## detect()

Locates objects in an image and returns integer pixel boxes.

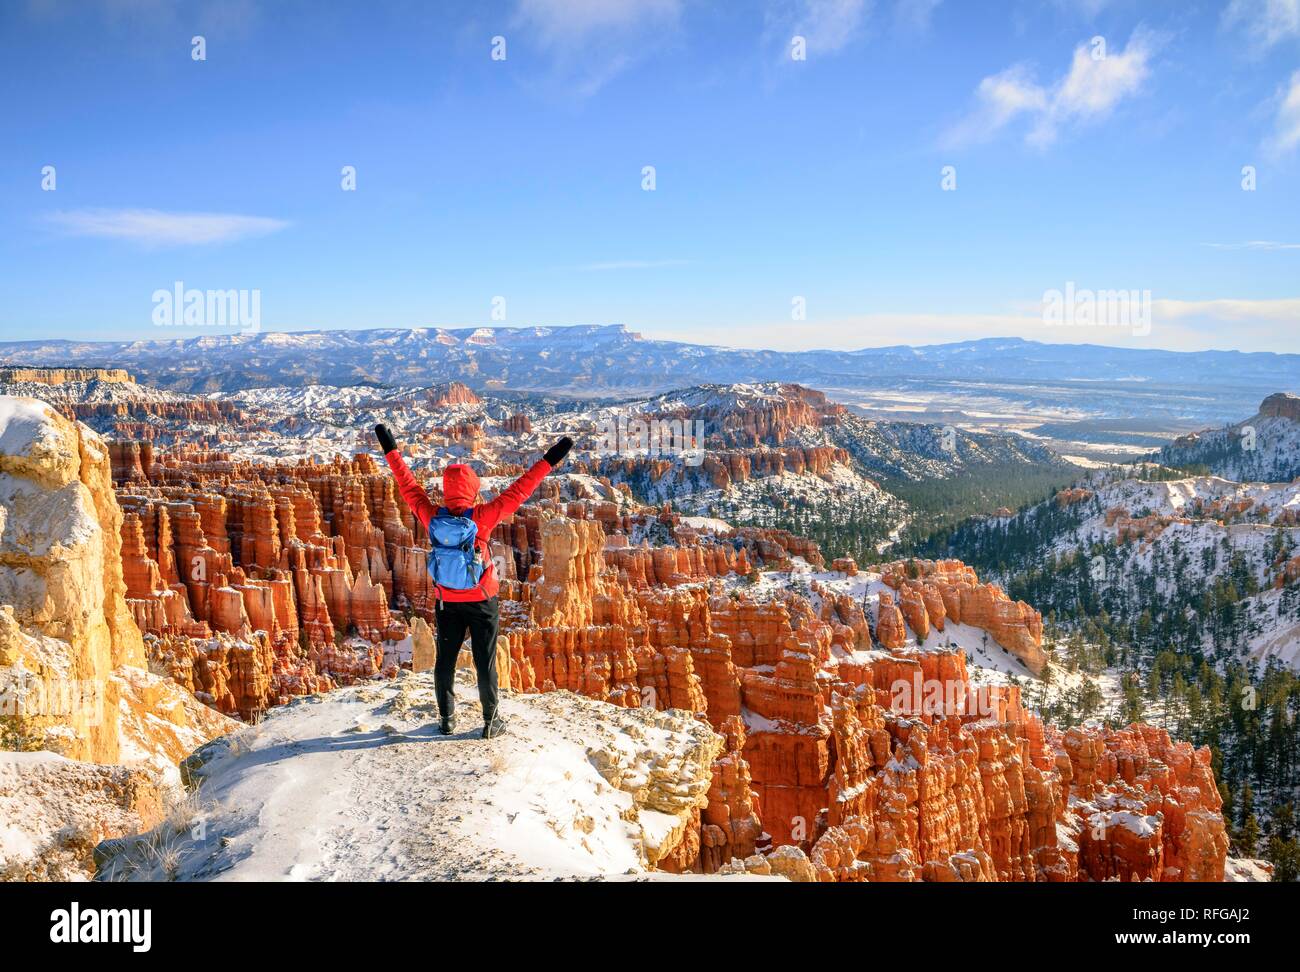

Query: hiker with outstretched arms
[375,424,573,738]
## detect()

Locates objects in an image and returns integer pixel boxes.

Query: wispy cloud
[514,0,682,44]
[26,0,260,34]
[765,0,873,57]
[1265,70,1300,156]
[947,65,1048,143]
[46,208,289,246]
[893,0,940,33]
[575,258,691,271]
[1203,240,1300,250]
[1154,296,1300,318]
[512,0,684,96]
[650,297,1300,353]
[1055,0,1116,15]
[945,30,1155,148]
[1223,0,1300,51]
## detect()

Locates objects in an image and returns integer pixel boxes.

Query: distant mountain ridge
[2,325,1298,424]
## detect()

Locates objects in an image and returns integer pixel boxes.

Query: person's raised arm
[375,424,437,529]
[476,436,572,531]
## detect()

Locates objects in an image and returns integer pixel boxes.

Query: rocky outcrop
[1259,391,1300,422]
[831,557,858,576]
[874,591,909,649]
[1105,506,1193,544]
[503,526,1222,881]
[0,398,235,878]
[1062,723,1229,881]
[107,452,423,715]
[708,384,845,447]
[0,368,133,385]
[419,381,481,408]
[0,751,166,881]
[881,560,1045,673]
[532,518,606,627]
[587,697,724,870]
[0,398,232,765]
[1056,487,1094,507]
[503,413,532,435]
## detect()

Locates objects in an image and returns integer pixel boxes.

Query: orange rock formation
[104,441,1228,881]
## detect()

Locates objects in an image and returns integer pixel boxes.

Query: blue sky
[2,0,1298,352]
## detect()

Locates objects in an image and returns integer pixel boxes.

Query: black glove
[543,436,573,467]
[374,424,397,454]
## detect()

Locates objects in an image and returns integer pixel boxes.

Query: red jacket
[384,449,551,602]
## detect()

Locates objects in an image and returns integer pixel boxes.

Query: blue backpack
[427,507,486,592]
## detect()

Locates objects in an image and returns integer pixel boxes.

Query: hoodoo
[45,429,1233,882]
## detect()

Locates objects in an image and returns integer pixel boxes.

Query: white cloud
[1154,296,1300,321]
[1223,0,1300,50]
[1265,70,1300,156]
[575,259,690,271]
[511,0,684,94]
[894,0,941,33]
[946,31,1154,147]
[514,0,682,45]
[1203,240,1300,250]
[969,66,1050,134]
[1051,37,1151,118]
[1057,0,1115,15]
[647,297,1300,353]
[47,208,289,246]
[26,0,259,33]
[765,0,873,58]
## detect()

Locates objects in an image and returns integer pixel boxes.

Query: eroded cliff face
[89,436,1229,882]
[0,368,133,386]
[1260,391,1300,422]
[0,398,231,765]
[0,398,235,877]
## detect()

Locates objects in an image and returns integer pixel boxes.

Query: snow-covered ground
[876,517,911,555]
[0,750,168,882]
[638,464,898,524]
[1078,476,1300,522]
[1224,857,1274,882]
[1158,406,1300,483]
[96,671,767,882]
[980,476,1300,669]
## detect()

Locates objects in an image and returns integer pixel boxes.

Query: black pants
[433,597,500,723]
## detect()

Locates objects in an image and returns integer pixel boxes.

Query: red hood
[442,463,480,513]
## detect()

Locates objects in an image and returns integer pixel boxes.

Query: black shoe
[439,714,456,735]
[482,713,508,739]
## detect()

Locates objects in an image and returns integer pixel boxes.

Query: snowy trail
[876,518,910,555]
[97,672,750,882]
